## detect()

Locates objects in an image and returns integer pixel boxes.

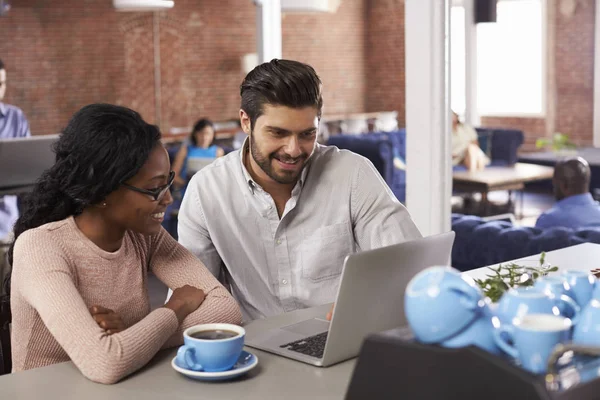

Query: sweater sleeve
[12,231,180,384]
[148,228,242,348]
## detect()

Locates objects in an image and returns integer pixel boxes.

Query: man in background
[0,58,31,277]
[535,157,600,229]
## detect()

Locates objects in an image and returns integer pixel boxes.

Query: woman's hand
[90,306,126,335]
[164,285,206,324]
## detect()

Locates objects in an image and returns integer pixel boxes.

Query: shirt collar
[0,103,6,117]
[557,192,596,207]
[239,137,312,194]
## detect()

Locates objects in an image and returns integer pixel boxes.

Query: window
[451,0,545,116]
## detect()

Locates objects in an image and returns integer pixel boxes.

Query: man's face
[0,69,6,101]
[241,105,318,185]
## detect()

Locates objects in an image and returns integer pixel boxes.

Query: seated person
[536,157,600,229]
[177,59,422,322]
[8,104,241,384]
[172,118,224,188]
[452,111,489,172]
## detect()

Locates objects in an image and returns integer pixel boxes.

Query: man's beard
[249,131,307,185]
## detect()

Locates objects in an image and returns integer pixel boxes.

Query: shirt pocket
[300,223,353,283]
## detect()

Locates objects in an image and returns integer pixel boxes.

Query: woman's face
[194,126,215,148]
[103,144,173,235]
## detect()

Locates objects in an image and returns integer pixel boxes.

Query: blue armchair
[327,130,406,202]
[327,128,524,203]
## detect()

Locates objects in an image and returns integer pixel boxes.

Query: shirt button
[282,279,288,285]
[276,239,283,245]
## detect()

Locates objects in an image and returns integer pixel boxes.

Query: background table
[453,163,554,216]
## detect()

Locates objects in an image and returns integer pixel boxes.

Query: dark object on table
[345,327,600,400]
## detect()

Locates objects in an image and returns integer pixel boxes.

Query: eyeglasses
[122,171,175,201]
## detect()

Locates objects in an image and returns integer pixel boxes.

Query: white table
[2,243,599,399]
[0,304,355,400]
[465,242,600,282]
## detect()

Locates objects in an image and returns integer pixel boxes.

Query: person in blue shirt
[0,58,32,242]
[172,118,224,188]
[535,157,600,229]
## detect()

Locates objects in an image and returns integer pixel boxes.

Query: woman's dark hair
[240,59,323,130]
[189,118,215,147]
[0,59,5,70]
[7,104,161,269]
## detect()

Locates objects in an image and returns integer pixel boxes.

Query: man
[535,157,600,229]
[0,59,31,270]
[178,59,421,321]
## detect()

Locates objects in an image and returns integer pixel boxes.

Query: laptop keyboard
[279,331,329,359]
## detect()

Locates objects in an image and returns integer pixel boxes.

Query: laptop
[245,231,456,367]
[0,134,59,188]
[186,156,216,175]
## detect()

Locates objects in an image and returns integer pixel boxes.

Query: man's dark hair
[553,157,591,200]
[240,59,323,129]
[0,59,4,70]
[190,118,214,147]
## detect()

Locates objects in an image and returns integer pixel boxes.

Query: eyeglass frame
[121,170,175,201]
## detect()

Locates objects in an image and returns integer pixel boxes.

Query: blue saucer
[171,350,258,382]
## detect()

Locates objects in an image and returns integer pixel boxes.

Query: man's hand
[326,303,335,321]
[90,305,126,335]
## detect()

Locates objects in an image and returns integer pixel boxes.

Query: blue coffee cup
[440,311,502,355]
[573,299,600,346]
[493,314,572,374]
[495,287,580,325]
[405,266,486,344]
[534,276,579,319]
[562,270,597,307]
[176,323,245,372]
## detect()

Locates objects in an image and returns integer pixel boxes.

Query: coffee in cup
[176,323,245,372]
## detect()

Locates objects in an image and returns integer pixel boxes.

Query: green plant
[536,132,577,152]
[474,252,558,302]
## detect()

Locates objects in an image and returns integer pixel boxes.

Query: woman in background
[8,104,241,384]
[452,111,489,172]
[172,118,224,187]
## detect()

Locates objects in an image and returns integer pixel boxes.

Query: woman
[452,111,490,172]
[8,104,241,384]
[172,118,224,187]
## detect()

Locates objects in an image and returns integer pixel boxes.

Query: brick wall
[0,0,366,135]
[554,0,596,147]
[283,0,367,116]
[484,0,596,152]
[0,0,594,143]
[365,0,406,126]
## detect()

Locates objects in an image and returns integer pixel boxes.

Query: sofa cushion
[451,213,600,271]
[327,132,405,202]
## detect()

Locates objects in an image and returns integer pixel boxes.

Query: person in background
[177,59,421,322]
[0,58,31,260]
[232,118,247,150]
[172,118,224,188]
[535,157,600,229]
[452,111,489,172]
[8,104,241,384]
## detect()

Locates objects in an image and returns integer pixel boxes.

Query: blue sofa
[327,128,525,203]
[451,213,600,272]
